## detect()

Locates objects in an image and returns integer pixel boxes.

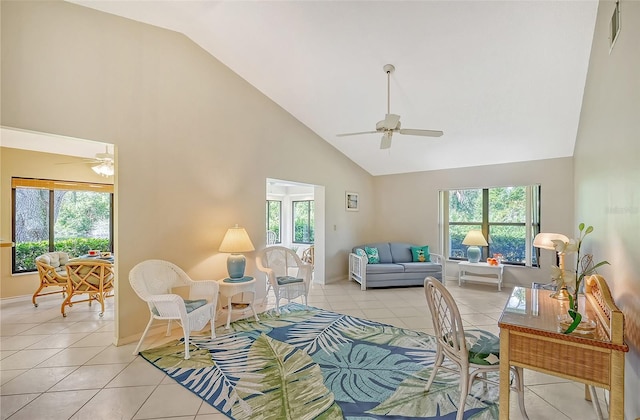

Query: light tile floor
[0,278,606,419]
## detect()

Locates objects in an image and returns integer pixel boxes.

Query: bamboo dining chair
[423,276,529,420]
[33,251,71,307]
[61,259,114,317]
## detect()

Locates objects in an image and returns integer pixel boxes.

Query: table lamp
[533,232,570,300]
[462,230,488,263]
[219,225,255,279]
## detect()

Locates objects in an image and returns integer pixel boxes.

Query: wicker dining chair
[423,276,529,420]
[61,259,114,317]
[33,251,71,307]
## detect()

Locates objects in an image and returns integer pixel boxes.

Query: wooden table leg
[609,351,625,420]
[499,328,511,419]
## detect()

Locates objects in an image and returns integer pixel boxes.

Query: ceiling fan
[58,146,114,177]
[337,64,443,149]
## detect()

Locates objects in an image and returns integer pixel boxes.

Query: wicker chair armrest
[188,280,218,301]
[257,266,277,287]
[147,294,188,319]
[298,264,313,285]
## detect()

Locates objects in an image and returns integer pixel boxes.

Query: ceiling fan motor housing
[376,114,401,131]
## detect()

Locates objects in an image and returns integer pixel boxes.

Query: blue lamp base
[467,246,481,263]
[227,253,246,279]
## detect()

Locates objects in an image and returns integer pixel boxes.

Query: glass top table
[497,276,628,420]
[500,286,609,343]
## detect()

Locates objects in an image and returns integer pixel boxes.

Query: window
[292,200,314,244]
[12,178,114,273]
[441,185,540,266]
[266,200,281,244]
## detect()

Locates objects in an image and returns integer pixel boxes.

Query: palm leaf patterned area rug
[139,303,501,419]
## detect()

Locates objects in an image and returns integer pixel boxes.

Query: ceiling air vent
[609,1,621,53]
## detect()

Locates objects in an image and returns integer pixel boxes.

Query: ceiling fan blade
[380,133,392,150]
[399,128,444,137]
[95,152,114,161]
[336,130,378,137]
[56,159,100,165]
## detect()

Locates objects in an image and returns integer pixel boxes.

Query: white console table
[458,261,503,291]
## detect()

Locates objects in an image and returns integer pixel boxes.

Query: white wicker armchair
[256,246,312,314]
[129,260,219,359]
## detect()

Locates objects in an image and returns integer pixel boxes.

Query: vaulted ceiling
[69,0,598,176]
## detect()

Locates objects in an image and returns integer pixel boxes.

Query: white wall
[573,1,640,417]
[373,157,575,287]
[0,0,374,342]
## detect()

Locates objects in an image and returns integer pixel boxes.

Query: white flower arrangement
[549,223,609,332]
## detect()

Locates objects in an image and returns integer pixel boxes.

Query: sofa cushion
[411,245,431,262]
[365,263,405,274]
[388,242,413,263]
[361,243,392,263]
[364,247,380,264]
[399,263,442,274]
[355,248,366,258]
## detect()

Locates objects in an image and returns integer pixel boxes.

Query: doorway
[266,178,325,284]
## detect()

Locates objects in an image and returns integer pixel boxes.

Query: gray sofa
[348,242,443,290]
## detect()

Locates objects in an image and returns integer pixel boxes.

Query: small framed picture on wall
[346,192,359,211]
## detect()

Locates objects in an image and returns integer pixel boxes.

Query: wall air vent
[609,1,621,53]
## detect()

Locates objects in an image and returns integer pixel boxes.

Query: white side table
[458,262,504,291]
[217,277,260,329]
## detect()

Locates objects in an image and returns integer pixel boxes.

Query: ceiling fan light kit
[337,64,443,149]
[58,145,114,177]
[91,161,114,177]
[90,147,114,177]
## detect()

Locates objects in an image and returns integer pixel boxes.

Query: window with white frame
[440,185,540,266]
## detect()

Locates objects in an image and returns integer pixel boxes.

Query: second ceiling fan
[337,64,443,149]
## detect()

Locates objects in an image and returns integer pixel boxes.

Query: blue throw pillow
[355,248,366,258]
[364,246,380,264]
[411,245,431,262]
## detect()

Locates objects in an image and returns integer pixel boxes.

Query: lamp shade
[462,230,488,247]
[219,225,255,253]
[533,232,569,250]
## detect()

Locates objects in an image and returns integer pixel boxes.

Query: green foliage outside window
[14,238,111,272]
[447,186,539,265]
[293,200,314,244]
[266,200,281,243]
